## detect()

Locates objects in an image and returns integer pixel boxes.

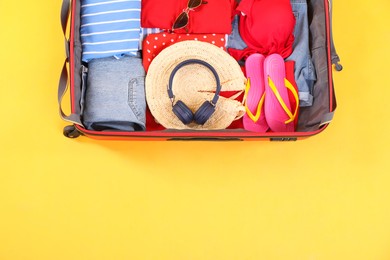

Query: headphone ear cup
[172,100,194,125]
[194,101,215,125]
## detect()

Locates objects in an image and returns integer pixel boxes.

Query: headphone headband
[167,59,221,105]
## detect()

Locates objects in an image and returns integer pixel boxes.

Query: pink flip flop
[264,54,298,132]
[243,53,268,132]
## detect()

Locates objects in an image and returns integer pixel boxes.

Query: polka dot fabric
[142,33,227,72]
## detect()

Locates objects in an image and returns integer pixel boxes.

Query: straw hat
[145,41,246,130]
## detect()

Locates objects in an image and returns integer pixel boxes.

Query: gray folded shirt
[82,56,146,131]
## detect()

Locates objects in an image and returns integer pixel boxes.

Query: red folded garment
[141,0,235,34]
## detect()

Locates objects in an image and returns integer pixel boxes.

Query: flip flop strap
[268,77,299,124]
[284,78,299,124]
[243,78,265,122]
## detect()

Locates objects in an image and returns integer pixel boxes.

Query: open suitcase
[58,0,342,141]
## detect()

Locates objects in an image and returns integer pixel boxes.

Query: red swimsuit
[236,0,296,59]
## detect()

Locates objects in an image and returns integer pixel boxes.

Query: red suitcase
[58,0,342,141]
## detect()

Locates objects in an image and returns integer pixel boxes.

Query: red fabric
[228,47,257,62]
[284,60,299,128]
[142,32,227,72]
[141,0,235,34]
[146,106,165,131]
[236,0,295,59]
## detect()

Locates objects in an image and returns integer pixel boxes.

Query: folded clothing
[286,0,316,107]
[141,0,235,34]
[142,32,227,72]
[139,27,162,49]
[83,56,146,131]
[227,15,247,51]
[80,0,142,62]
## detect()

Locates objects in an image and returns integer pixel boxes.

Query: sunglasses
[172,0,208,31]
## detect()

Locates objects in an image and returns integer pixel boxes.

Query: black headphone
[168,59,221,125]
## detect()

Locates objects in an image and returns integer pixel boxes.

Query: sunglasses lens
[172,12,189,30]
[188,0,202,8]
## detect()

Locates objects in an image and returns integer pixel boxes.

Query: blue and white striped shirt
[80,0,141,62]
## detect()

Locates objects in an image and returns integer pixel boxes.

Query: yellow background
[1,1,389,259]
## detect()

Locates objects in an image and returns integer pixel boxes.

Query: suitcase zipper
[328,0,343,71]
[80,65,88,115]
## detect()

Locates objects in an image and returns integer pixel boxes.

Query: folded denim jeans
[227,15,247,50]
[83,56,146,131]
[286,0,316,107]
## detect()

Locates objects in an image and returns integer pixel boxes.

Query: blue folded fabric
[80,0,141,62]
[82,56,146,131]
[286,0,316,107]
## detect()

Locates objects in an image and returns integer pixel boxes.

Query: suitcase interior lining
[70,0,332,134]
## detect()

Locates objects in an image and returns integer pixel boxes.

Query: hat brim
[146,41,246,130]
